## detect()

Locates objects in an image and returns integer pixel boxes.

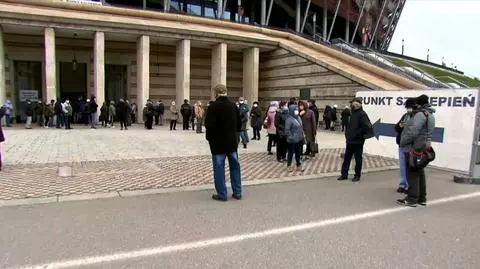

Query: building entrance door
[59,62,87,101]
[14,61,42,122]
[105,64,127,103]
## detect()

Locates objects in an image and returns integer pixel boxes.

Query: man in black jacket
[205,84,242,202]
[180,99,192,130]
[338,97,374,182]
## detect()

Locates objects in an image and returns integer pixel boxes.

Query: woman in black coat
[250,101,262,140]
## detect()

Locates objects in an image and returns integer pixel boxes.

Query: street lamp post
[427,49,430,62]
[401,39,404,55]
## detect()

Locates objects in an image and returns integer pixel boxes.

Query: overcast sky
[389,0,480,78]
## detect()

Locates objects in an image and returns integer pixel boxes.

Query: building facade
[0,0,419,122]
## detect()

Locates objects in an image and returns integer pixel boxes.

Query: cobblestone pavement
[0,125,398,200]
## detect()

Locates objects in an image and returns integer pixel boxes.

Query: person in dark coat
[340,106,351,132]
[338,97,374,182]
[205,84,242,202]
[323,105,333,130]
[308,100,319,129]
[299,101,317,157]
[274,101,288,162]
[330,105,338,131]
[180,99,192,130]
[117,99,129,130]
[0,106,5,171]
[24,99,34,129]
[250,101,262,140]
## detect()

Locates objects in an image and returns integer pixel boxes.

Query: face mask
[294,110,299,116]
[407,108,413,113]
[172,102,175,106]
[239,101,244,104]
[253,104,258,107]
[350,104,355,110]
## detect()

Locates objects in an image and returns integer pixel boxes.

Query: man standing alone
[205,84,242,202]
[338,97,374,182]
[180,99,192,130]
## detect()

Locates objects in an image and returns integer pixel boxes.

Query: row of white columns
[0,27,259,113]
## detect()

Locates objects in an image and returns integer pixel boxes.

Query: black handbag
[408,112,435,169]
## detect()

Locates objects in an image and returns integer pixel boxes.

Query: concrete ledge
[0,196,58,208]
[58,191,120,202]
[453,175,480,185]
[0,166,399,208]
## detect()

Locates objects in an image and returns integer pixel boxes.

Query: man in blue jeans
[205,84,242,201]
[394,98,415,193]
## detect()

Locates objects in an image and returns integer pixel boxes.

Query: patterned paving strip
[0,149,399,200]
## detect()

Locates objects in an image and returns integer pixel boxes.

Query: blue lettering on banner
[360,94,476,108]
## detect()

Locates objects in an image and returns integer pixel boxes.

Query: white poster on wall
[356,89,479,173]
[19,90,39,102]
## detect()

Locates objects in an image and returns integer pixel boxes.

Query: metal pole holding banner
[295,0,301,32]
[380,0,402,49]
[350,0,366,43]
[312,12,317,39]
[261,0,267,25]
[266,0,274,26]
[454,88,480,185]
[301,0,312,33]
[369,0,388,48]
[327,0,342,41]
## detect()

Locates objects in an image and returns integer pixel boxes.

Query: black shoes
[396,187,408,194]
[337,176,360,182]
[396,199,417,207]
[212,194,227,202]
[212,194,242,201]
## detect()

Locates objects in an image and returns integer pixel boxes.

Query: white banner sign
[356,89,479,173]
[19,90,39,102]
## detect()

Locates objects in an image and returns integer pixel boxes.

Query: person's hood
[5,100,11,105]
[288,104,298,119]
[270,101,279,107]
[268,106,277,113]
[419,104,436,114]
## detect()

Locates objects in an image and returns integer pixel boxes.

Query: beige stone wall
[4,34,244,118]
[259,48,372,110]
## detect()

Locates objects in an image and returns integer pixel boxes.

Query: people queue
[0,88,436,208]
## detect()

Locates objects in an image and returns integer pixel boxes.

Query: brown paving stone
[0,149,398,200]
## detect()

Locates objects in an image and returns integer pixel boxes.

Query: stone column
[295,0,301,32]
[44,28,57,102]
[323,0,328,41]
[242,47,259,104]
[261,0,266,25]
[137,35,150,122]
[0,26,5,107]
[211,43,227,100]
[176,39,190,110]
[94,31,105,108]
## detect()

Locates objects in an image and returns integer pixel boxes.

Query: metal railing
[329,39,450,88]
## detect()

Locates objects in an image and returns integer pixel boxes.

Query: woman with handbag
[285,104,305,173]
[298,101,317,158]
[398,95,436,207]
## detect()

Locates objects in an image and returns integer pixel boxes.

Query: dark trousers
[131,113,136,124]
[65,116,71,129]
[276,136,287,161]
[56,114,64,128]
[341,143,364,177]
[267,134,277,153]
[252,127,261,139]
[146,116,153,129]
[182,115,190,130]
[407,166,427,203]
[170,120,177,130]
[325,120,331,130]
[120,120,128,130]
[155,115,160,125]
[287,142,302,167]
[191,118,195,130]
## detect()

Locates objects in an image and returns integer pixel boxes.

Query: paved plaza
[0,124,398,201]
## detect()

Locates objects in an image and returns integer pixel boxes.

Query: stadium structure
[0,0,477,121]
